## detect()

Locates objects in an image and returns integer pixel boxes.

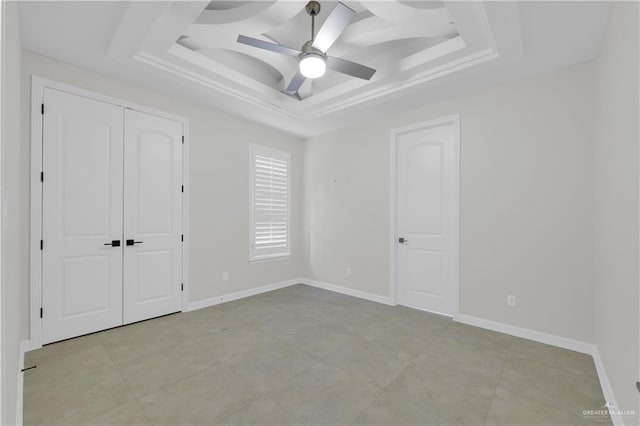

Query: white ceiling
[19,1,610,137]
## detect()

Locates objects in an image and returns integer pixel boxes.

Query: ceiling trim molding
[311,47,498,117]
[134,51,305,121]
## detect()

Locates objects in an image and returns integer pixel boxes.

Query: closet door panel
[41,88,124,344]
[123,110,183,324]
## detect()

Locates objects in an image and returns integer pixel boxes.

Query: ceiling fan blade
[311,2,356,53]
[326,56,376,80]
[286,71,306,93]
[237,35,301,57]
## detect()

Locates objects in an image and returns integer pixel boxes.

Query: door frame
[29,76,190,349]
[388,114,460,317]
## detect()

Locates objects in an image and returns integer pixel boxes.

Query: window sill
[249,253,291,263]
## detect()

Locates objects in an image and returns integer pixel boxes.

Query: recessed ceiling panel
[144,0,475,111]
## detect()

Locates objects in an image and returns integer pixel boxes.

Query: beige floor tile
[171,308,254,340]
[23,285,611,426]
[217,396,303,426]
[196,323,275,362]
[97,320,191,366]
[272,284,334,301]
[254,308,321,338]
[24,368,135,425]
[282,297,363,324]
[213,297,283,321]
[320,305,387,328]
[415,335,507,383]
[343,319,434,356]
[138,363,262,425]
[24,333,103,366]
[387,363,497,425]
[323,334,413,389]
[252,289,315,309]
[118,339,217,397]
[280,323,357,359]
[340,298,406,319]
[389,308,452,337]
[225,340,320,392]
[90,401,152,426]
[441,321,513,353]
[510,337,599,378]
[499,355,606,417]
[23,342,115,397]
[267,362,380,425]
[353,390,435,426]
[486,385,607,425]
[288,286,395,317]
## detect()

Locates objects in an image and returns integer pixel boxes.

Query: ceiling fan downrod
[305,1,321,41]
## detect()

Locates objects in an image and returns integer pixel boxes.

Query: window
[249,144,291,261]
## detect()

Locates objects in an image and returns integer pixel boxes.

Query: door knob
[104,240,121,247]
[126,239,143,246]
[398,237,409,244]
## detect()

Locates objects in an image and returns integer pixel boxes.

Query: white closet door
[123,109,183,324]
[42,89,124,344]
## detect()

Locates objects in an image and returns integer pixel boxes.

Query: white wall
[304,63,596,343]
[2,1,23,424]
[20,50,305,337]
[593,2,639,423]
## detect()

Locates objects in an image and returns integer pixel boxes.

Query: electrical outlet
[346,268,352,276]
[507,295,516,307]
[222,272,229,282]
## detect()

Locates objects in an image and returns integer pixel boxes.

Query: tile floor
[24,284,610,425]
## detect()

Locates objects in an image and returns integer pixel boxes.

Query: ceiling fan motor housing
[301,40,323,57]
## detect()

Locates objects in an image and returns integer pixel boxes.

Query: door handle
[126,239,143,246]
[104,240,121,247]
[398,237,409,244]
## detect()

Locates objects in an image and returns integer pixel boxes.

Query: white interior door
[395,119,458,316]
[123,109,183,324]
[41,88,124,344]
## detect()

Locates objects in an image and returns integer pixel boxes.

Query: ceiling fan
[237,1,376,94]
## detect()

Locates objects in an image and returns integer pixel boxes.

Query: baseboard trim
[454,313,594,354]
[16,339,30,426]
[455,314,624,426]
[185,278,303,312]
[301,279,394,306]
[591,347,624,426]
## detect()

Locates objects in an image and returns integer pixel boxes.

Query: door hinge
[181,185,184,193]
[181,283,184,292]
[40,172,44,182]
[40,308,43,318]
[40,240,43,250]
[41,104,44,115]
[182,135,184,144]
[181,234,184,242]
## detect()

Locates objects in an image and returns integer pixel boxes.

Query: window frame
[249,144,291,262]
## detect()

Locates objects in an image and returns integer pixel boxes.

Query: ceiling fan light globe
[299,54,326,79]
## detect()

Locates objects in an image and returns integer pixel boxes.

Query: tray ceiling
[112,0,513,120]
[176,1,460,100]
[19,1,611,137]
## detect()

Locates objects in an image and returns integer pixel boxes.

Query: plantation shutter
[250,145,290,260]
